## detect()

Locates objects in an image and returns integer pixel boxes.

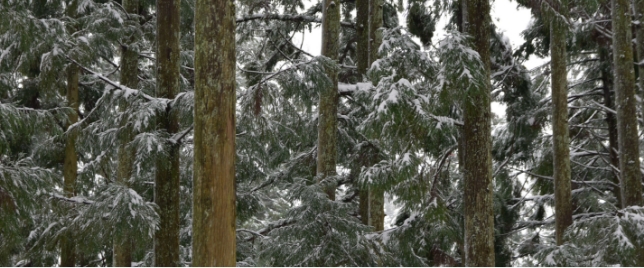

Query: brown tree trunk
[317,0,340,200]
[192,0,237,265]
[113,0,138,265]
[463,0,495,265]
[599,47,622,209]
[356,0,385,231]
[612,0,643,208]
[61,0,79,265]
[549,0,572,246]
[154,0,181,266]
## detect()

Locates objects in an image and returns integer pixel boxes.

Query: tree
[192,0,237,264]
[636,0,644,121]
[61,0,79,265]
[611,0,642,208]
[356,0,385,232]
[154,0,181,265]
[463,0,495,265]
[317,0,340,200]
[548,0,572,246]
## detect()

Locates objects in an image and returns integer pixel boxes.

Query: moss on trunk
[192,0,237,265]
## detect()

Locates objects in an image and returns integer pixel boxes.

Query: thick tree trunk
[192,0,237,265]
[317,0,340,200]
[549,0,572,246]
[612,0,643,208]
[355,0,369,76]
[154,0,181,266]
[61,0,79,265]
[599,47,622,209]
[114,0,138,266]
[463,0,495,265]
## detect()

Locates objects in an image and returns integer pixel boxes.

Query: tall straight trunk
[192,0,237,265]
[114,0,138,266]
[599,47,622,209]
[61,0,79,265]
[549,0,572,246]
[612,0,643,208]
[317,0,340,200]
[463,0,495,265]
[154,0,180,266]
[355,0,385,231]
[61,57,79,268]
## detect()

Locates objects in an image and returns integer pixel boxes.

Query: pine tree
[548,0,572,246]
[192,0,237,264]
[463,0,495,265]
[153,0,181,265]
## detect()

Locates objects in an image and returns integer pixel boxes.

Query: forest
[2,0,644,266]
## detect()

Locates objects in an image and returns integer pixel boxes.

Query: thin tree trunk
[612,0,643,208]
[61,0,79,265]
[317,0,340,200]
[636,0,644,126]
[192,0,237,265]
[61,56,79,268]
[463,0,495,265]
[114,0,138,265]
[355,0,385,231]
[549,0,572,246]
[154,0,180,266]
[599,47,622,209]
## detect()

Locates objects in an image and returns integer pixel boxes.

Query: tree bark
[549,0,572,246]
[463,0,495,265]
[599,47,622,209]
[192,0,237,265]
[612,0,643,208]
[154,0,181,266]
[317,0,340,200]
[636,0,644,123]
[61,0,79,265]
[355,0,369,76]
[114,0,138,265]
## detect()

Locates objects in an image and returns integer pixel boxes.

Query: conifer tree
[318,0,340,200]
[192,0,237,264]
[154,0,181,265]
[463,0,495,265]
[549,0,572,246]
[114,0,139,265]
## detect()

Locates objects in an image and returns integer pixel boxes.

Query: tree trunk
[317,0,340,200]
[463,0,495,265]
[355,0,385,231]
[599,47,622,209]
[154,0,181,266]
[61,0,79,265]
[114,0,138,265]
[192,0,237,265]
[612,0,643,208]
[549,0,572,246]
[61,57,79,268]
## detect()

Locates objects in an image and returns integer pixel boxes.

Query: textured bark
[549,0,572,246]
[368,0,383,68]
[317,0,340,200]
[154,0,181,266]
[61,1,79,265]
[114,0,138,265]
[192,0,237,265]
[463,0,495,265]
[599,47,622,209]
[612,0,643,208]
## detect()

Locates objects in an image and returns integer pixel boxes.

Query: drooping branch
[236,13,355,28]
